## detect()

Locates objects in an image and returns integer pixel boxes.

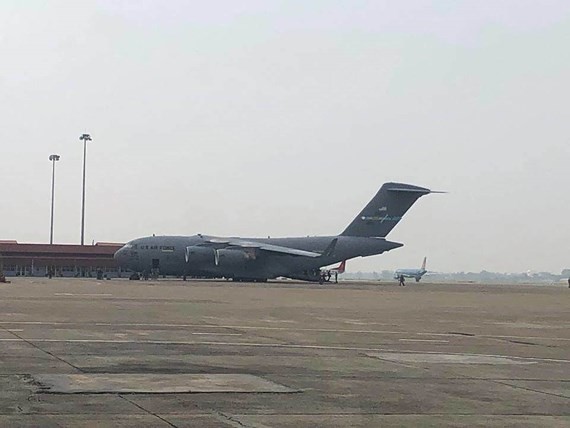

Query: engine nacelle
[215,249,251,267]
[185,246,215,264]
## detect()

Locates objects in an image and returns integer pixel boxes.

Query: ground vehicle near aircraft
[115,183,438,282]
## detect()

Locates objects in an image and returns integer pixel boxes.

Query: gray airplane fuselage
[115,234,402,281]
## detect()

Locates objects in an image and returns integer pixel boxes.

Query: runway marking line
[0,338,567,364]
[185,332,243,336]
[0,321,567,343]
[54,293,113,297]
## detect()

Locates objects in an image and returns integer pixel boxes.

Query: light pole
[79,133,92,245]
[49,154,61,245]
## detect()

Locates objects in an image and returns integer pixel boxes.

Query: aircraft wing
[202,238,321,258]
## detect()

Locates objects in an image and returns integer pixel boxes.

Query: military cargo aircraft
[114,182,438,282]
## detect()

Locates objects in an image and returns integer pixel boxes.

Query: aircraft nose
[114,246,128,265]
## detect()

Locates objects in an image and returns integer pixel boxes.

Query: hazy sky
[1,1,569,273]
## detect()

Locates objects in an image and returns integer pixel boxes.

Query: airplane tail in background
[341,183,432,238]
[336,260,346,274]
[421,257,427,271]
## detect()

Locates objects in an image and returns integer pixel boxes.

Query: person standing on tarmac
[399,274,406,286]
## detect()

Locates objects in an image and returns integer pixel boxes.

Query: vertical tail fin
[421,257,427,271]
[337,260,346,274]
[341,183,432,237]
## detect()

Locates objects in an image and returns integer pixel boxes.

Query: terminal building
[0,241,127,278]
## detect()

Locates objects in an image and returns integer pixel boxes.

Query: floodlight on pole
[79,133,92,245]
[49,154,61,245]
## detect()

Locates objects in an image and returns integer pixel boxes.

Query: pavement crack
[447,331,556,348]
[501,338,558,348]
[506,339,540,346]
[212,411,262,428]
[485,336,558,349]
[118,394,178,427]
[0,326,84,373]
[489,380,570,401]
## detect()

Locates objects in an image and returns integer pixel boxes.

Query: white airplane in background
[394,257,428,282]
[321,260,346,284]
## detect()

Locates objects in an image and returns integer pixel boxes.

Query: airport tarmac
[0,278,568,427]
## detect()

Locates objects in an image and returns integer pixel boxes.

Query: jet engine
[214,249,252,267]
[185,246,256,269]
[185,246,216,264]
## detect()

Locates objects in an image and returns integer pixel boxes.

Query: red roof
[0,242,123,256]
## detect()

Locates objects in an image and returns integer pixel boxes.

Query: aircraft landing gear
[318,271,332,285]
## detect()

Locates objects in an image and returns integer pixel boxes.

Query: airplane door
[152,259,160,269]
